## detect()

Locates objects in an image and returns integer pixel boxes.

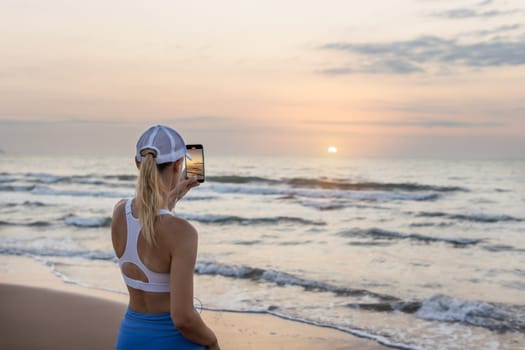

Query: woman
[112,125,219,349]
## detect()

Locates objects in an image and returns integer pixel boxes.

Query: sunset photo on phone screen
[186,147,204,181]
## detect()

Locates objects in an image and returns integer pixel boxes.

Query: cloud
[432,8,521,19]
[319,59,423,75]
[303,119,505,128]
[477,0,493,6]
[430,0,522,19]
[318,35,525,75]
[459,24,521,38]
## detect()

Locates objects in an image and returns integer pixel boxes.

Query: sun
[327,146,338,154]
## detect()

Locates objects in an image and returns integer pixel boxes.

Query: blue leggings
[116,308,205,350]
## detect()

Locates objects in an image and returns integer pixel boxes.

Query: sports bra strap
[125,198,133,216]
[159,208,172,215]
[122,275,171,293]
[125,199,172,217]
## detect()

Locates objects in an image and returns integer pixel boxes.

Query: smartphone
[185,144,205,183]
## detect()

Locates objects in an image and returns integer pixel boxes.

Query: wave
[0,220,52,227]
[349,191,439,202]
[22,172,115,186]
[416,211,522,223]
[199,262,525,332]
[0,246,115,261]
[0,214,113,228]
[24,172,72,184]
[103,174,136,181]
[450,213,522,223]
[31,185,130,198]
[2,201,49,208]
[183,195,220,201]
[495,188,511,193]
[482,244,525,253]
[298,200,389,211]
[208,175,467,192]
[0,177,17,184]
[0,185,36,192]
[64,215,112,228]
[286,178,467,193]
[209,183,441,202]
[416,294,525,332]
[338,228,481,246]
[348,295,525,333]
[208,175,278,184]
[194,260,398,302]
[181,213,326,226]
[409,222,453,228]
[4,172,136,187]
[347,241,393,247]
[2,212,324,229]
[297,201,347,211]
[231,240,263,246]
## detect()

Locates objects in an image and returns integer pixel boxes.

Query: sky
[1,0,524,159]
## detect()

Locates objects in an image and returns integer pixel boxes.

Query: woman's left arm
[167,219,219,348]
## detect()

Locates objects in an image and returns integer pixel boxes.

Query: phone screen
[185,144,205,182]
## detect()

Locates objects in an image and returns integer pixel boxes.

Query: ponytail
[136,152,163,246]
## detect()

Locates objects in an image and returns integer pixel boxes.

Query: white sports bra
[118,198,171,293]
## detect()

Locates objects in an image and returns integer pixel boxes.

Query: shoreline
[0,254,389,349]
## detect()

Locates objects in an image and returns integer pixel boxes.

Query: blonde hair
[136,150,169,246]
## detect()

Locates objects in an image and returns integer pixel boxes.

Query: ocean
[1,154,524,349]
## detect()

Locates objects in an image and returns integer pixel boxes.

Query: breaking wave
[416,211,522,223]
[338,228,481,246]
[208,175,467,193]
[181,213,326,226]
[416,295,525,332]
[64,215,112,228]
[348,295,525,333]
[0,246,116,261]
[195,260,398,301]
[31,185,130,198]
[0,220,52,227]
[2,201,49,208]
[209,183,441,202]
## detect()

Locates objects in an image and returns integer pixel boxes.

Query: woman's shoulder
[158,215,198,244]
[112,198,128,216]
[160,214,197,234]
[111,199,128,231]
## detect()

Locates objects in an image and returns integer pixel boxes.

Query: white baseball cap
[135,125,191,164]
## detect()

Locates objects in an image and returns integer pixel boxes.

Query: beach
[2,0,525,346]
[0,254,387,350]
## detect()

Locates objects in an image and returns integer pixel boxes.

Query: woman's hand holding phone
[167,176,200,211]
